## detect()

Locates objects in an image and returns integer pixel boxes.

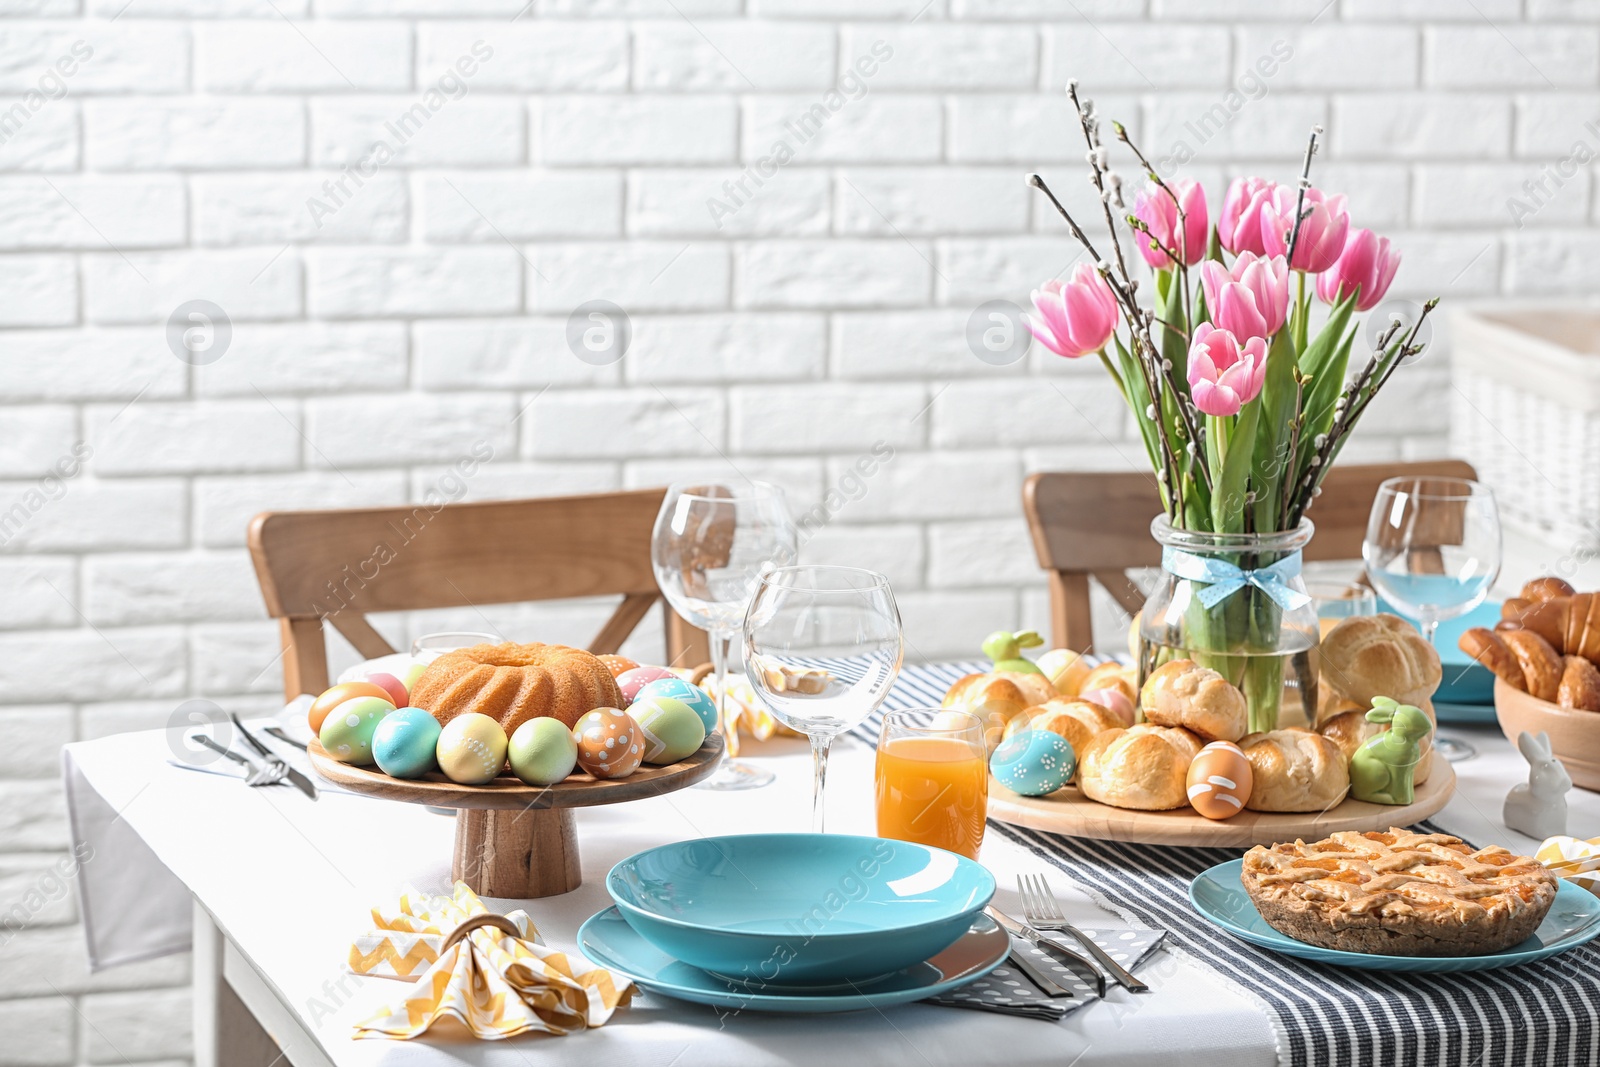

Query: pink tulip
[1131,178,1208,269]
[1199,252,1289,341]
[1316,228,1401,312]
[1026,263,1119,358]
[1261,186,1350,274]
[1218,176,1279,257]
[1187,323,1268,417]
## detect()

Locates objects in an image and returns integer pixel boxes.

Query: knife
[262,725,308,752]
[987,906,1106,998]
[984,908,1072,998]
[230,713,319,800]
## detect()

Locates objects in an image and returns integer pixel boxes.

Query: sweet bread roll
[1458,627,1527,691]
[1498,593,1600,663]
[1502,597,1532,620]
[943,671,1058,751]
[1524,576,1576,602]
[1502,629,1563,703]
[1139,659,1247,743]
[1080,662,1137,704]
[1239,729,1350,812]
[1318,704,1435,786]
[1036,648,1092,697]
[1016,699,1123,759]
[1077,724,1202,811]
[1559,655,1600,712]
[1319,614,1442,708]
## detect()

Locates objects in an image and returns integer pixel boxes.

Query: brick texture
[0,1,1580,1056]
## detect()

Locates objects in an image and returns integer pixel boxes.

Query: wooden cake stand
[987,759,1455,848]
[307,734,724,898]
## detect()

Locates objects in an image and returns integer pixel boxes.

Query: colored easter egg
[318,695,396,766]
[308,681,393,734]
[989,729,1075,797]
[371,707,442,779]
[1079,686,1135,727]
[632,697,707,765]
[572,708,643,780]
[598,654,640,679]
[1186,740,1253,820]
[436,713,508,786]
[633,677,719,736]
[1036,648,1091,698]
[508,717,579,786]
[399,660,429,691]
[363,671,408,709]
[616,666,677,705]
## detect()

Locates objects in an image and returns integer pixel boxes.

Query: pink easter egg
[616,666,677,705]
[364,671,409,708]
[1080,686,1135,727]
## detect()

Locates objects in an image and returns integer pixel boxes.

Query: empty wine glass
[1363,477,1501,645]
[743,566,903,832]
[652,481,798,791]
[1364,477,1500,763]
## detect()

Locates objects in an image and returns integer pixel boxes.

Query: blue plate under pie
[578,906,1009,1013]
[1190,858,1600,972]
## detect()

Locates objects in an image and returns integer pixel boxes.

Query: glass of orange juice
[875,709,988,860]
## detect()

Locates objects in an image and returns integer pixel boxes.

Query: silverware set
[182,714,318,800]
[994,874,1161,1000]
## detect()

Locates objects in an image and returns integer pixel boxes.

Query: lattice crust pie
[1241,829,1559,957]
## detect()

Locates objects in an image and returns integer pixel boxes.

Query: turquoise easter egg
[990,729,1076,797]
[508,717,579,786]
[318,695,395,766]
[633,677,718,735]
[371,707,441,779]
[632,696,707,765]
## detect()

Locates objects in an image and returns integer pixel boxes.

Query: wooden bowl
[1495,677,1600,791]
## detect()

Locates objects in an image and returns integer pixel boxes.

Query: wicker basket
[1450,308,1600,550]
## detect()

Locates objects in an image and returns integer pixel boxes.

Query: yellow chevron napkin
[696,672,800,755]
[1537,835,1600,897]
[349,882,632,1041]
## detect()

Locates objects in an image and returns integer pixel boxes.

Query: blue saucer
[578,906,1009,1013]
[1191,859,1600,972]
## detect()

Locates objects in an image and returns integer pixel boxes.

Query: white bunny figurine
[1504,731,1571,841]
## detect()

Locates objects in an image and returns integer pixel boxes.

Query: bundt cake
[409,642,623,734]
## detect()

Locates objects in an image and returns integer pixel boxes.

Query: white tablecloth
[61,703,1599,1067]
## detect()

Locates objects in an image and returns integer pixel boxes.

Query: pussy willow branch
[1281,126,1323,271]
[1114,121,1194,339]
[1066,82,1135,290]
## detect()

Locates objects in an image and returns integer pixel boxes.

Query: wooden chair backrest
[1021,459,1480,653]
[247,489,709,700]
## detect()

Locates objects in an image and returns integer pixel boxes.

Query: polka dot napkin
[926,928,1166,1021]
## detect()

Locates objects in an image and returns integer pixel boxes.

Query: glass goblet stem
[709,627,738,758]
[1417,606,1441,646]
[810,733,831,833]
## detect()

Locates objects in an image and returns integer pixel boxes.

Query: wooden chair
[1021,460,1480,653]
[247,488,709,701]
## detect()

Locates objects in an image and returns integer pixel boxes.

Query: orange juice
[875,736,988,859]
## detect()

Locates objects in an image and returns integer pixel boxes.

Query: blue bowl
[605,833,995,985]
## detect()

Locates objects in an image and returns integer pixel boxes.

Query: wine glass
[1363,477,1501,645]
[652,481,798,790]
[743,566,903,832]
[1363,477,1501,763]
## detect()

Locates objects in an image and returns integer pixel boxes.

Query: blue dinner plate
[578,906,1009,1013]
[1375,597,1503,712]
[607,833,995,984]
[1190,858,1600,972]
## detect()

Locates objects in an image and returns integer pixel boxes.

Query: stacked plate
[579,833,1005,1013]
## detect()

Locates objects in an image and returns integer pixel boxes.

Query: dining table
[61,661,1600,1067]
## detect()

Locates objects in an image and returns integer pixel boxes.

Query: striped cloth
[864,662,1600,1067]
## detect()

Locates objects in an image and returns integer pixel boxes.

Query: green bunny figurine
[981,630,1045,675]
[1349,696,1433,806]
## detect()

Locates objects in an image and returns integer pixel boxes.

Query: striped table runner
[863,662,1600,1067]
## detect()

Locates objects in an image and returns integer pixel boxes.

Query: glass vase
[1137,517,1320,734]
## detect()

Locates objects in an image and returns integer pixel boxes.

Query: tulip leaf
[1214,400,1261,534]
[1251,328,1299,531]
[1298,289,1357,379]
[1114,336,1165,505]
[1293,326,1356,492]
[1159,261,1189,384]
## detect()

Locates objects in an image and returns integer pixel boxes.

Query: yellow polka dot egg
[572,707,643,780]
[436,713,508,786]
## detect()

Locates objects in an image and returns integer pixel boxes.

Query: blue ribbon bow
[1160,546,1312,612]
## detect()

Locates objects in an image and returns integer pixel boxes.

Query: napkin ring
[441,913,523,952]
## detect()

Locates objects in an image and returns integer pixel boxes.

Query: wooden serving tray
[987,758,1454,848]
[308,734,723,897]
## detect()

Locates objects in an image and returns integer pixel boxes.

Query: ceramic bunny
[1349,698,1432,805]
[981,630,1045,675]
[1504,730,1572,841]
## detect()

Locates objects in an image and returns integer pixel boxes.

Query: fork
[1019,874,1149,993]
[187,734,290,787]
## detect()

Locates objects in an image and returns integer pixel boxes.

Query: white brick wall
[0,1,1588,1060]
